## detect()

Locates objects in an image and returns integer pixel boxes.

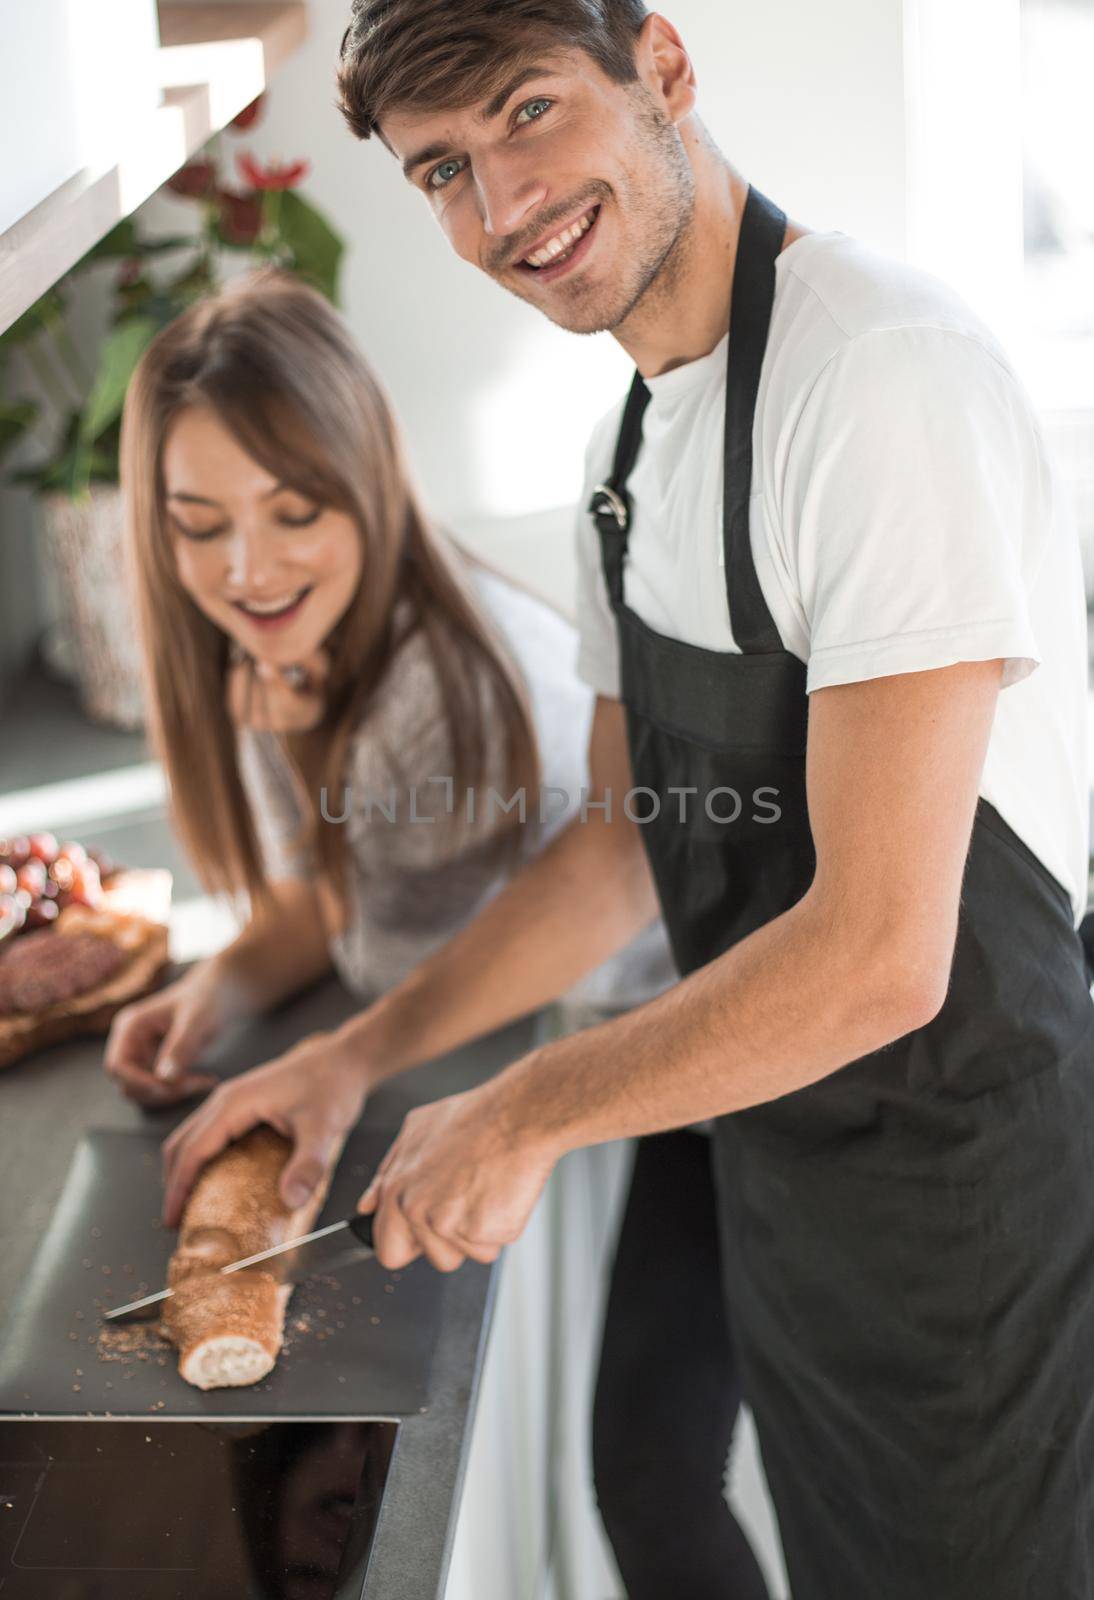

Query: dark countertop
[0,963,546,1599]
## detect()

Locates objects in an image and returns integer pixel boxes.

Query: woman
[105,269,669,1117]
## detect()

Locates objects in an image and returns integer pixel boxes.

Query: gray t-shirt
[236,558,674,1008]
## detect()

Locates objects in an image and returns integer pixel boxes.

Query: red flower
[236,152,310,191]
[230,94,265,131]
[217,188,264,245]
[166,159,217,199]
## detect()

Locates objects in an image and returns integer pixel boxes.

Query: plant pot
[39,486,147,731]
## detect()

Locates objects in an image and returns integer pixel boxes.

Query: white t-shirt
[576,230,1090,924]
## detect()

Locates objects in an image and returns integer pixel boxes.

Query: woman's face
[163,405,363,667]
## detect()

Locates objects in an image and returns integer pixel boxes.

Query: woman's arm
[206,875,335,1020]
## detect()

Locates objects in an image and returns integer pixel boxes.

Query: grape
[12,887,32,911]
[58,841,88,867]
[0,836,31,869]
[0,865,16,896]
[16,860,48,897]
[27,832,59,865]
[49,856,75,891]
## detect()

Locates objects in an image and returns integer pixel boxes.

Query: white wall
[673,0,908,256]
[904,0,1025,346]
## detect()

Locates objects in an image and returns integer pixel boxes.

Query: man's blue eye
[516,98,552,126]
[429,159,464,190]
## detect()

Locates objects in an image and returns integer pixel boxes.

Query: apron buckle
[591,484,630,532]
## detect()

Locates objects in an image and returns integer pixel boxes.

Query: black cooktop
[0,1418,398,1599]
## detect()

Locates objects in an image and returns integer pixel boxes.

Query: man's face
[382,46,695,335]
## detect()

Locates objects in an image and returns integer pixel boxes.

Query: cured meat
[0,869,172,1071]
[0,929,127,1015]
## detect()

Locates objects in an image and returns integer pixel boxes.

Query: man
[159,4,1094,1595]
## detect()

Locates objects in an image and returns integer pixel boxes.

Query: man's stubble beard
[493,91,697,338]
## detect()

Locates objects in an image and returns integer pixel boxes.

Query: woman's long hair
[121,270,539,918]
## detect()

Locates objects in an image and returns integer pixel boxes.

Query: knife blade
[102,1211,376,1323]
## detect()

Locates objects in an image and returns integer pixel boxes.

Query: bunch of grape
[0,834,115,945]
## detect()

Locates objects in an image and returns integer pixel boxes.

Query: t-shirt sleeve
[779,326,1047,694]
[574,411,625,700]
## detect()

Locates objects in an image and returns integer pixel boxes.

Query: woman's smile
[231,585,315,631]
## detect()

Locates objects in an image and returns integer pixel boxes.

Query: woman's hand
[104,966,226,1107]
[226,644,331,734]
[161,1030,368,1228]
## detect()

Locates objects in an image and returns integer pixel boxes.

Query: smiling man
[160,4,1094,1595]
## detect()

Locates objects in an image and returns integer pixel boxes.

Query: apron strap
[723,185,787,654]
[589,185,787,642]
[590,370,651,608]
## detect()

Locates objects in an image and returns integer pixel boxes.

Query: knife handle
[348,1212,375,1249]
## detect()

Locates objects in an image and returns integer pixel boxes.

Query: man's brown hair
[337,0,650,141]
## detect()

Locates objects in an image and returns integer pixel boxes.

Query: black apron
[590,185,1094,1598]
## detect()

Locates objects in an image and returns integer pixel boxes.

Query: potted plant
[0,96,345,729]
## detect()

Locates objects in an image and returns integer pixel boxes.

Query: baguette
[161,1123,344,1391]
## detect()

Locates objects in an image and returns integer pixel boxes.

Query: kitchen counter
[0,963,547,1599]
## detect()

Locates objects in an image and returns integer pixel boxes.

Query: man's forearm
[336,809,660,1087]
[493,887,948,1155]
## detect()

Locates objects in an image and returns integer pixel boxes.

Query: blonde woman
[104,271,669,1168]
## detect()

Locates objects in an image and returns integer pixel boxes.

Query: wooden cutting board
[0,1125,445,1419]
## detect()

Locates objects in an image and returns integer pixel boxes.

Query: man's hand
[161,1031,368,1228]
[357,1081,561,1272]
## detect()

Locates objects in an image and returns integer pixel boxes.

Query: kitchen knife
[102,1211,376,1323]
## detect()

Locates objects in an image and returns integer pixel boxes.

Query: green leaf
[18,441,116,496]
[78,316,158,445]
[0,400,38,462]
[85,220,193,262]
[160,255,216,306]
[275,189,345,304]
[0,288,67,351]
[83,219,140,262]
[134,233,195,256]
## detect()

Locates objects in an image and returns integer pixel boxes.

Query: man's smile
[512,203,602,283]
